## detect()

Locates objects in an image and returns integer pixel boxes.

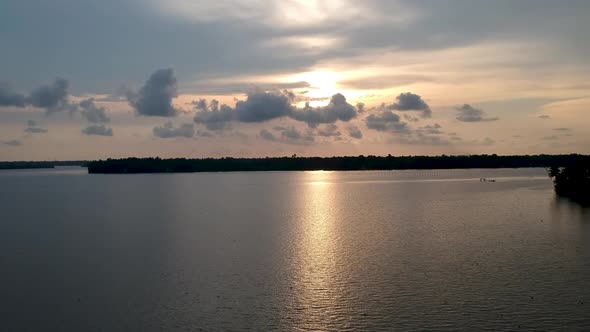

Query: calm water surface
[0,168,589,331]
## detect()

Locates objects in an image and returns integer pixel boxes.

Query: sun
[286,70,340,104]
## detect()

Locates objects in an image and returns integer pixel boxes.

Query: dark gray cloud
[456,104,499,122]
[348,126,363,139]
[153,122,195,138]
[196,130,214,138]
[259,128,277,141]
[538,114,551,119]
[3,139,22,147]
[235,91,294,122]
[82,124,113,136]
[193,104,235,130]
[194,91,360,130]
[366,110,408,132]
[387,92,432,118]
[193,91,293,130]
[0,79,71,113]
[289,93,358,127]
[417,123,443,135]
[24,120,48,133]
[275,126,315,145]
[356,102,366,113]
[128,68,178,117]
[28,78,70,114]
[24,127,48,134]
[0,83,27,107]
[317,124,341,137]
[79,98,110,123]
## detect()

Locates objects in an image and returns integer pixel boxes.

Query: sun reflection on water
[289,171,352,329]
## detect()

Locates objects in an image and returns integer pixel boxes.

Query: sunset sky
[1,0,589,160]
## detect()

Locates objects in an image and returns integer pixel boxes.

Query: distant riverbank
[0,161,87,170]
[85,154,588,174]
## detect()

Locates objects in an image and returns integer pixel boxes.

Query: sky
[1,0,589,160]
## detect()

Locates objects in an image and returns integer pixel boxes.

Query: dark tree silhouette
[85,154,586,174]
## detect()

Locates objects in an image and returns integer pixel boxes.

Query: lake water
[1,168,589,331]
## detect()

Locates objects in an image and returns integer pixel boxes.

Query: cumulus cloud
[259,128,277,141]
[82,124,113,136]
[79,98,110,123]
[194,91,293,130]
[153,122,195,138]
[128,68,178,117]
[28,78,70,114]
[348,126,363,139]
[235,91,294,122]
[3,139,22,147]
[387,92,432,118]
[289,93,358,127]
[0,79,71,113]
[456,104,499,122]
[0,83,27,107]
[366,110,408,132]
[194,91,361,130]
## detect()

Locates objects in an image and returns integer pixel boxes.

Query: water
[0,168,589,331]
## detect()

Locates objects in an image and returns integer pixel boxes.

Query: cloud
[128,68,178,117]
[194,91,293,130]
[235,91,294,122]
[275,126,315,145]
[3,139,22,147]
[542,135,559,140]
[553,127,571,132]
[480,137,495,145]
[348,126,363,139]
[259,128,277,141]
[394,133,450,146]
[196,130,214,138]
[153,122,195,138]
[456,104,499,122]
[23,120,48,134]
[356,102,365,113]
[24,127,48,133]
[79,98,110,123]
[0,79,71,113]
[194,91,360,130]
[317,124,341,137]
[193,102,234,130]
[417,123,443,135]
[366,110,408,132]
[0,83,27,107]
[82,124,113,136]
[538,114,550,119]
[289,93,358,127]
[28,78,70,114]
[387,92,432,118]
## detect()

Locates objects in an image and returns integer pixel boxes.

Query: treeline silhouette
[86,154,587,173]
[549,157,590,205]
[0,161,86,170]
